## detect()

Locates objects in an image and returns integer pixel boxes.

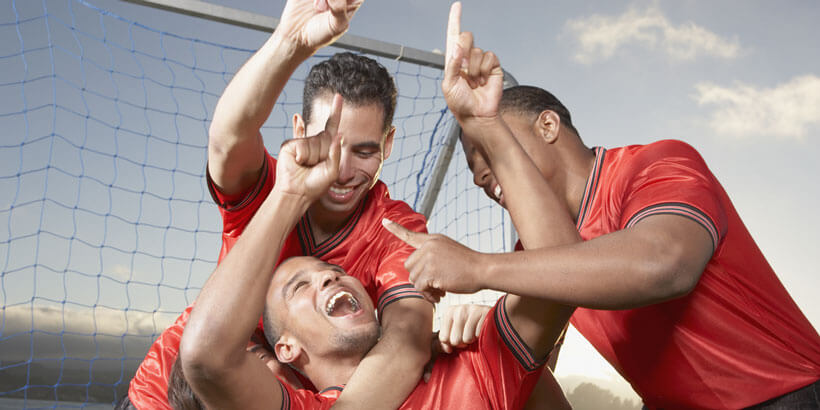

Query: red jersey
[128,151,426,409]
[568,140,820,408]
[283,295,544,409]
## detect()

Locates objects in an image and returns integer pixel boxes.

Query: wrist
[269,31,316,65]
[268,187,312,216]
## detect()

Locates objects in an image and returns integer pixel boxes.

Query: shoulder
[634,139,704,161]
[368,181,427,231]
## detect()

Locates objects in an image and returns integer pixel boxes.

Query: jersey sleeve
[280,379,336,410]
[374,205,427,318]
[207,150,277,261]
[619,140,728,251]
[127,306,193,410]
[475,296,546,409]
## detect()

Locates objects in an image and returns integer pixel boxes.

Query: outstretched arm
[208,0,361,195]
[406,2,713,310]
[181,95,344,409]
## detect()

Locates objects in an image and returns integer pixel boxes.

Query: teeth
[326,291,360,315]
[330,186,353,195]
[493,185,502,200]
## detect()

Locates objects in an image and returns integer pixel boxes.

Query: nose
[471,154,491,188]
[319,270,339,289]
[336,149,355,184]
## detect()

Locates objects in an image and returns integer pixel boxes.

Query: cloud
[694,75,820,139]
[565,4,741,63]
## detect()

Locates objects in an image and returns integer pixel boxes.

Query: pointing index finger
[446,2,462,63]
[382,218,426,249]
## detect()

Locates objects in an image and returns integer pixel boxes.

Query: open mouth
[493,184,502,201]
[325,290,361,317]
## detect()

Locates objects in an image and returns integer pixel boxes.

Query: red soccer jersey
[128,151,426,409]
[568,140,820,408]
[283,295,545,409]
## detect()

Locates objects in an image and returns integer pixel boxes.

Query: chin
[332,324,380,356]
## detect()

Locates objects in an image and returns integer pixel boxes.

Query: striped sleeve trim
[625,202,720,250]
[494,294,547,372]
[279,380,290,410]
[377,284,424,317]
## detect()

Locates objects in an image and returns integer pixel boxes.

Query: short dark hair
[500,85,580,137]
[303,52,397,134]
[167,357,204,410]
[262,302,281,349]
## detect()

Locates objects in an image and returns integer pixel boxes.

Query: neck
[306,204,355,244]
[299,354,362,391]
[540,134,596,222]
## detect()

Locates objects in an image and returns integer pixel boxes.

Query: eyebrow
[350,141,381,150]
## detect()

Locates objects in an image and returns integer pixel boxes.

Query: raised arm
[180,95,344,409]
[208,0,361,195]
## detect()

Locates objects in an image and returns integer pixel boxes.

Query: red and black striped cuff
[626,202,720,250]
[377,284,425,317]
[494,294,547,372]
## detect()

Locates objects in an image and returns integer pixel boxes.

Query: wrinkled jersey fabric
[284,296,544,409]
[128,151,426,409]
[568,140,820,408]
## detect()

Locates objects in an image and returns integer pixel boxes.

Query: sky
[2,0,819,404]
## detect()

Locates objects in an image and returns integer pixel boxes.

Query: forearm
[332,298,433,410]
[463,118,580,249]
[481,221,707,309]
[181,190,308,373]
[208,33,311,192]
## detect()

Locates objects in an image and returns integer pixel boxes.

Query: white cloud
[565,4,741,63]
[695,75,820,139]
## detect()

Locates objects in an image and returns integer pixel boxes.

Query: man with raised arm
[127,0,434,408]
[400,3,820,409]
[178,90,570,410]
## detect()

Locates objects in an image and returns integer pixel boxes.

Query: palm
[444,69,503,121]
[278,0,361,51]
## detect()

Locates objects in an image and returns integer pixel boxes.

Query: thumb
[382,218,427,249]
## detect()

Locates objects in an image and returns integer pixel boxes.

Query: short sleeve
[128,306,193,410]
[620,140,728,250]
[472,296,545,409]
[374,205,427,317]
[206,150,277,238]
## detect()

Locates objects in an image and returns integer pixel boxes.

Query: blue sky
[2,0,818,403]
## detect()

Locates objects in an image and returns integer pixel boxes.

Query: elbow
[179,325,231,384]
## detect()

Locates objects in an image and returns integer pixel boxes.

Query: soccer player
[127,0,434,408]
[176,103,571,407]
[401,3,820,409]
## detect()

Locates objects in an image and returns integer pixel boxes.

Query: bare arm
[181,94,344,408]
[332,297,433,410]
[208,0,361,195]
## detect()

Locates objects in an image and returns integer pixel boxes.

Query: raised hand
[277,0,363,52]
[382,218,485,303]
[274,94,343,201]
[441,2,504,124]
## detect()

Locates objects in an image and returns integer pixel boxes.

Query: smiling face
[265,256,379,362]
[301,95,395,222]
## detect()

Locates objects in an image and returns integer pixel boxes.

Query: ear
[274,336,302,364]
[381,125,396,160]
[293,113,306,139]
[535,110,561,144]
